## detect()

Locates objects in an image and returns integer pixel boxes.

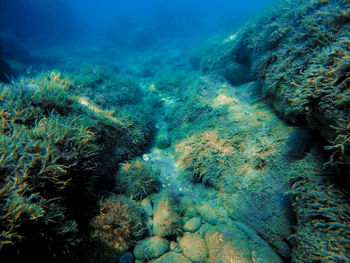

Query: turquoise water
[1,0,350,262]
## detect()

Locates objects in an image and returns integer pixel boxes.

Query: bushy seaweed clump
[0,73,149,261]
[91,195,146,257]
[288,155,350,262]
[175,130,234,186]
[117,158,160,200]
[68,63,156,140]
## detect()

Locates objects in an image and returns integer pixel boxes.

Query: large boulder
[153,194,181,237]
[204,223,283,263]
[133,236,170,261]
[179,233,208,263]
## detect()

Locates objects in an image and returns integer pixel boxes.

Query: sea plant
[0,71,150,261]
[91,195,146,254]
[116,158,160,201]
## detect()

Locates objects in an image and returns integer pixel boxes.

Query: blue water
[0,0,276,49]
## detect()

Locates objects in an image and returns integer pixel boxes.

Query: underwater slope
[200,0,350,171]
[193,0,350,261]
[1,0,350,262]
[0,72,153,261]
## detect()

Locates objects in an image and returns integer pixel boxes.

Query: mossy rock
[153,194,181,237]
[150,252,191,263]
[183,217,201,233]
[133,236,169,260]
[179,233,208,263]
[156,134,171,149]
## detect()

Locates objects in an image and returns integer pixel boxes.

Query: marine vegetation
[1,0,350,261]
[199,0,350,171]
[0,72,150,261]
[91,195,146,257]
[116,158,160,200]
[289,154,350,262]
[192,0,350,261]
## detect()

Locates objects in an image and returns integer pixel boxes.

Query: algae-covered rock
[179,233,208,263]
[205,226,251,263]
[0,74,151,261]
[141,198,154,217]
[197,203,219,225]
[204,223,283,263]
[133,236,169,261]
[208,0,350,171]
[150,252,191,263]
[183,217,201,232]
[120,252,134,263]
[156,133,171,149]
[170,241,183,253]
[196,223,211,238]
[288,154,350,262]
[153,194,181,237]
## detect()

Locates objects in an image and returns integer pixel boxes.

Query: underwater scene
[1,0,350,262]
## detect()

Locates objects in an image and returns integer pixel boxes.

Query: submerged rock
[170,241,183,253]
[150,252,191,263]
[204,223,283,263]
[141,198,154,217]
[179,233,208,263]
[153,194,181,237]
[197,203,219,225]
[156,134,171,149]
[119,252,134,263]
[133,236,169,260]
[183,217,201,233]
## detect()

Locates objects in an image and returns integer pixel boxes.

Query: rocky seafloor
[1,0,350,262]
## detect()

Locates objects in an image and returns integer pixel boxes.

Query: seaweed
[288,155,350,262]
[116,158,160,201]
[91,195,146,257]
[0,72,150,261]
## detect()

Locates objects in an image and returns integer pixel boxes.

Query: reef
[192,0,350,261]
[1,0,350,262]
[199,0,350,172]
[0,72,150,261]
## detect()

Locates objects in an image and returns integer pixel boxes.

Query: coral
[91,195,146,254]
[116,158,160,201]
